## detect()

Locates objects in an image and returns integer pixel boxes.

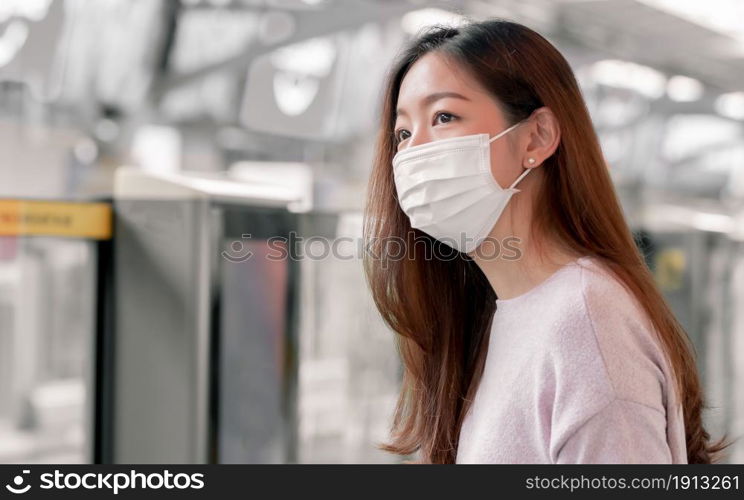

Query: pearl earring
[527,158,536,165]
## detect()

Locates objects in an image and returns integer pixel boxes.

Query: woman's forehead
[399,53,473,98]
[397,54,491,118]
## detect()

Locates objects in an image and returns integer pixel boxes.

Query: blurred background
[0,0,743,464]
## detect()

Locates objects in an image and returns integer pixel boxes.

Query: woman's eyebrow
[395,91,470,118]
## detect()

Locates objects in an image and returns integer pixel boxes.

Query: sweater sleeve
[554,397,673,464]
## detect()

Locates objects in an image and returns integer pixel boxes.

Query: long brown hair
[363,18,733,464]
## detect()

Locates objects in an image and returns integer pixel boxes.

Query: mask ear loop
[508,167,532,190]
[487,119,532,190]
[488,120,523,144]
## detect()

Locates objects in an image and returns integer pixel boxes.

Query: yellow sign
[0,200,112,240]
[654,248,686,291]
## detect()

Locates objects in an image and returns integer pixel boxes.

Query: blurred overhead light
[666,75,703,102]
[0,20,28,67]
[715,92,744,120]
[689,212,735,234]
[272,72,319,117]
[590,59,666,99]
[636,0,744,39]
[270,36,336,116]
[400,8,466,36]
[270,36,335,77]
[0,0,53,23]
[229,161,313,212]
[131,125,182,175]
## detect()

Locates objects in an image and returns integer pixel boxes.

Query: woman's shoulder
[575,255,650,321]
[568,255,669,410]
[546,255,684,463]
[574,254,658,350]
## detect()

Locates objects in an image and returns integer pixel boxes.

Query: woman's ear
[522,106,560,167]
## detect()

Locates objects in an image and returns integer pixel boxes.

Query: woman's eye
[435,112,456,124]
[395,129,410,144]
[394,112,457,145]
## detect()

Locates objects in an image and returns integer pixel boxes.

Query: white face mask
[392,120,531,253]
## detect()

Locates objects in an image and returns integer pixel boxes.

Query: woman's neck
[470,234,582,301]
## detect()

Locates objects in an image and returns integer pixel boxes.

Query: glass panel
[0,235,96,464]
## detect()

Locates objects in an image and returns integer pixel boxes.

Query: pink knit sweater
[456,255,688,464]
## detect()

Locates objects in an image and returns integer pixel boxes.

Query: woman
[363,19,732,464]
